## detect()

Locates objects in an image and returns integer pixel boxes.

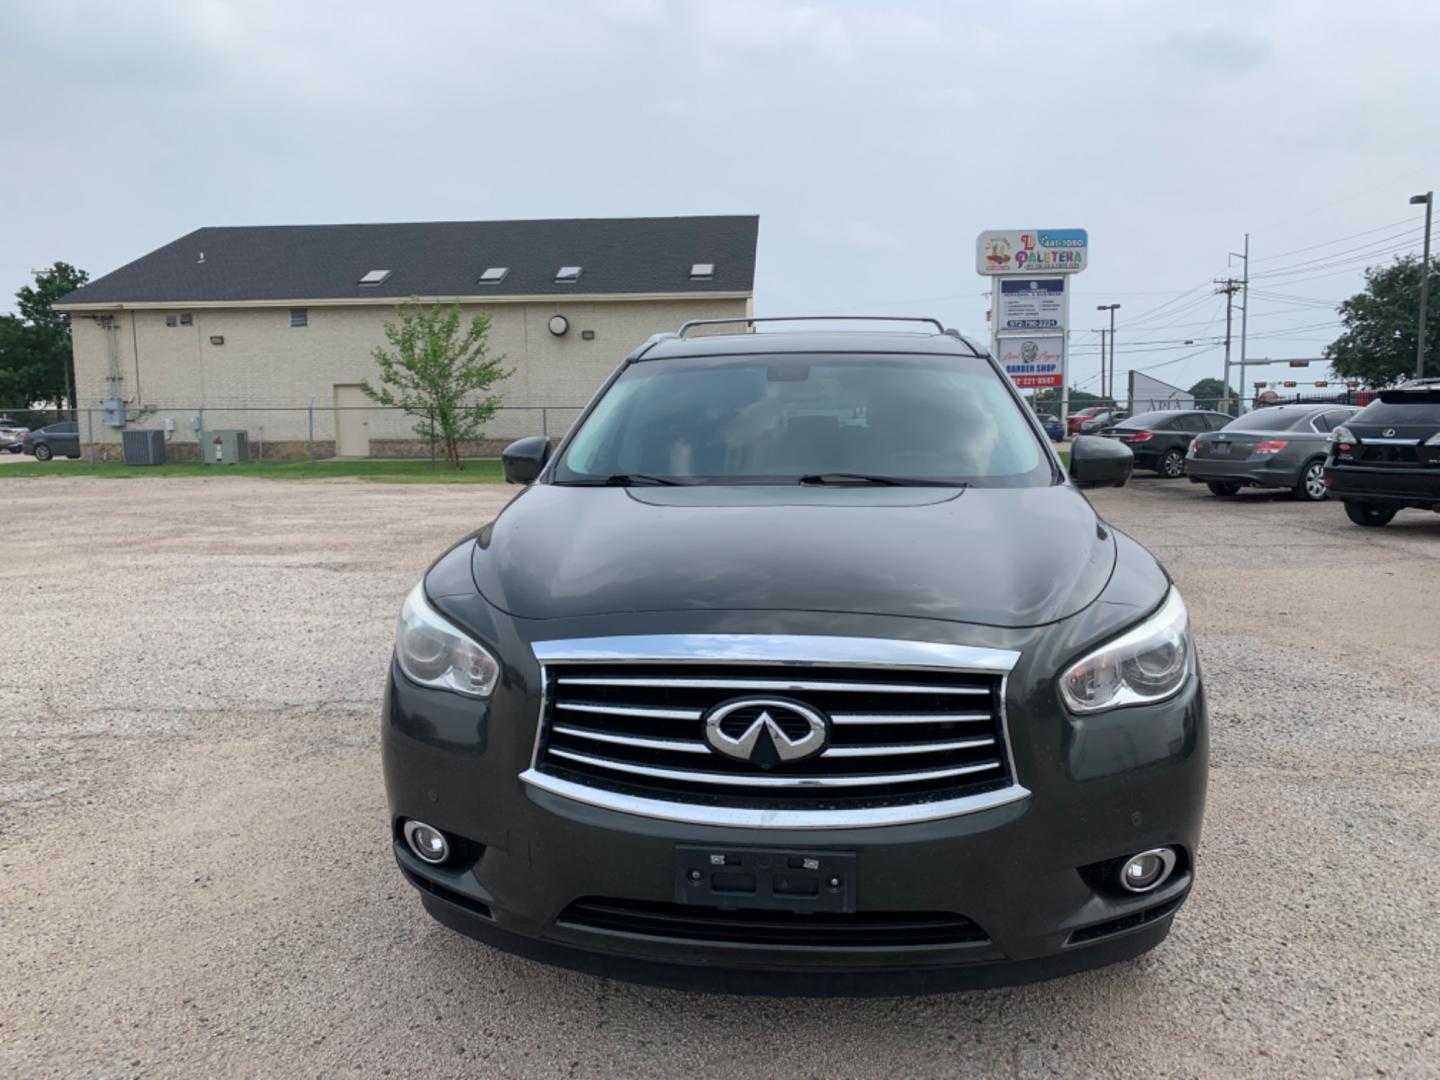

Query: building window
[555,265,582,284]
[690,262,715,280]
[180,313,193,326]
[165,314,178,327]
[479,266,509,284]
[358,270,392,286]
[290,308,308,328]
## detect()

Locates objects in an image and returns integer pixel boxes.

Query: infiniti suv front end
[382,320,1208,994]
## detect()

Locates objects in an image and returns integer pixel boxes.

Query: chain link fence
[0,404,586,466]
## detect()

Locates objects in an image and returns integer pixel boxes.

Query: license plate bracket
[674,845,857,913]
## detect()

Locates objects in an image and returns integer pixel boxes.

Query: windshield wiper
[797,473,963,488]
[556,473,687,487]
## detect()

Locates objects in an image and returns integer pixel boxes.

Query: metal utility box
[121,429,166,466]
[202,429,249,466]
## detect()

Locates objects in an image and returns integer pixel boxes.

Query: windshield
[554,352,1052,486]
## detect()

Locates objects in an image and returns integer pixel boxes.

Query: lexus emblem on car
[703,699,828,765]
[1383,428,1397,437]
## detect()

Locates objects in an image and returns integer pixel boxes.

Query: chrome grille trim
[533,634,1021,671]
[555,702,703,721]
[829,711,992,725]
[547,747,1004,787]
[520,769,1032,829]
[551,725,712,755]
[823,737,995,758]
[555,676,992,695]
[524,634,1027,829]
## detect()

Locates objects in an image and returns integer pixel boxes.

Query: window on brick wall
[290,308,308,328]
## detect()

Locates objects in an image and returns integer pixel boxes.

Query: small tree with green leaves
[362,299,511,469]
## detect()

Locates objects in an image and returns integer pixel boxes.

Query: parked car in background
[1326,380,1440,527]
[1067,406,1108,435]
[1100,410,1232,478]
[1037,412,1064,441]
[22,421,82,461]
[1186,404,1359,501]
[1079,409,1128,434]
[0,417,29,453]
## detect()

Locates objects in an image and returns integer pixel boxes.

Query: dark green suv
[381,317,1208,994]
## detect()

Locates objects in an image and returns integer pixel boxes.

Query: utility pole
[1236,234,1250,411]
[1096,304,1121,401]
[1215,278,1241,414]
[1097,328,1108,400]
[1412,192,1433,377]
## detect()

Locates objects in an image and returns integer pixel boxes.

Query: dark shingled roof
[58,215,759,305]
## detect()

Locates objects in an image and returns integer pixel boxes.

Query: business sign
[998,278,1065,330]
[976,229,1088,275]
[997,335,1064,389]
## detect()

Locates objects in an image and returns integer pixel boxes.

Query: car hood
[470,483,1115,628]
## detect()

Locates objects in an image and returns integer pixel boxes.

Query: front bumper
[382,637,1207,993]
[1325,463,1440,507]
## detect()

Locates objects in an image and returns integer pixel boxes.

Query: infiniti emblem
[703,698,828,766]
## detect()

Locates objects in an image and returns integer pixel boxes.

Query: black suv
[1101,409,1232,478]
[1326,380,1440,526]
[382,318,1208,994]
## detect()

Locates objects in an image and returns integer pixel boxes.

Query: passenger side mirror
[501,436,553,485]
[1069,435,1133,489]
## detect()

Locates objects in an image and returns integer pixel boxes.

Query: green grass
[0,457,508,484]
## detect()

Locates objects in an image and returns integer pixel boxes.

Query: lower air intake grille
[535,662,1013,811]
[558,897,989,947]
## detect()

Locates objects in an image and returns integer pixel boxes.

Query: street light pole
[1096,304,1120,400]
[1412,192,1433,378]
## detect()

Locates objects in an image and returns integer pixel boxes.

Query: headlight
[395,583,500,697]
[1059,589,1194,714]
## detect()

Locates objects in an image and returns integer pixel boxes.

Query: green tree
[362,299,512,470]
[1187,378,1237,404]
[0,262,88,411]
[1325,254,1438,386]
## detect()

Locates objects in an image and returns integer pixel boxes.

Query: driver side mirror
[1069,434,1133,489]
[501,436,552,485]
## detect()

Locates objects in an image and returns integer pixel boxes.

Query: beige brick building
[55,216,758,460]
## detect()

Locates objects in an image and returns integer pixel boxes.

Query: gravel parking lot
[2,474,1437,1079]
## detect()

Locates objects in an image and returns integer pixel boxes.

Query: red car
[1067,406,1108,435]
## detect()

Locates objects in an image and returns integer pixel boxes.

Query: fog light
[1119,847,1177,893]
[403,820,450,865]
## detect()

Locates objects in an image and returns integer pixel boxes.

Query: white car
[0,418,29,453]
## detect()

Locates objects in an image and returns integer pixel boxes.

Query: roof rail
[676,315,950,338]
[624,331,679,362]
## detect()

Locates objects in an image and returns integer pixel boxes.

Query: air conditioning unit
[202,429,249,466]
[121,429,166,466]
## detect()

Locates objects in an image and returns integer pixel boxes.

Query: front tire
[1159,449,1186,479]
[1295,459,1328,502]
[1344,501,1396,527]
[1206,480,1240,497]
[33,443,52,462]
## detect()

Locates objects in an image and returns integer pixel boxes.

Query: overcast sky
[3,0,1438,395]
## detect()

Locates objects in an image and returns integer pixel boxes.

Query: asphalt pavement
[1,474,1437,1079]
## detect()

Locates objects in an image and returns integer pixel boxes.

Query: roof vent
[358,269,392,286]
[479,267,509,284]
[197,252,206,264]
[690,262,714,280]
[555,266,582,284]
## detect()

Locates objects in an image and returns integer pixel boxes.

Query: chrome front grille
[521,636,1028,828]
